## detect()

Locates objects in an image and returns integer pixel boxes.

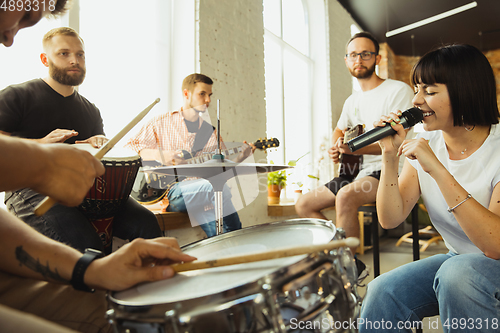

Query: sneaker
[355,256,369,286]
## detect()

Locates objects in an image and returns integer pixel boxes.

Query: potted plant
[267,153,310,204]
[267,167,287,205]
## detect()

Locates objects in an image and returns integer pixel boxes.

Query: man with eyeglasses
[295,32,414,280]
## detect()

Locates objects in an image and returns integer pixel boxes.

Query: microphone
[347,107,423,152]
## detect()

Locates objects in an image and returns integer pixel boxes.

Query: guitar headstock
[254,137,280,150]
[344,124,365,142]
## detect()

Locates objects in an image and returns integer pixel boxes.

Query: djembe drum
[75,144,141,250]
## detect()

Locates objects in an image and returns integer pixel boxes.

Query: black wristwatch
[71,248,103,292]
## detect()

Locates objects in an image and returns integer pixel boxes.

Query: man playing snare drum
[0,27,162,254]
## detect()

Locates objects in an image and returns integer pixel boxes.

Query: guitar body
[131,160,181,204]
[131,168,169,204]
[131,138,279,204]
[339,124,364,179]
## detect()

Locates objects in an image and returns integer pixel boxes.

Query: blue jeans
[360,252,500,332]
[167,179,242,237]
[5,188,162,254]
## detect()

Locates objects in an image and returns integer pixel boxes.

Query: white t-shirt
[408,124,500,254]
[337,79,414,179]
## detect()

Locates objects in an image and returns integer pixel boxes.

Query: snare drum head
[111,219,335,306]
[73,143,139,161]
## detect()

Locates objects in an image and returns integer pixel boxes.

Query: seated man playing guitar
[295,32,414,279]
[126,73,255,237]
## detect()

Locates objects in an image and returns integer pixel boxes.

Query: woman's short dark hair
[411,44,499,126]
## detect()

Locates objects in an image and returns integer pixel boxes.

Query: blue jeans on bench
[166,179,242,237]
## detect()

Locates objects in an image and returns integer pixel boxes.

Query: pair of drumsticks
[33,99,359,272]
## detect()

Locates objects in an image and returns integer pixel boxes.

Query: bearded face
[48,59,86,86]
[348,60,376,79]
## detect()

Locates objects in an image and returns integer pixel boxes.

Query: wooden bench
[144,202,192,231]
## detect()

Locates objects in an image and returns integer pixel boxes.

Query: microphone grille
[403,107,423,127]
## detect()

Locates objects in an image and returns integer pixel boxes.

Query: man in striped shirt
[127,73,254,237]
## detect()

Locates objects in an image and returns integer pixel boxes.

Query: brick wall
[485,49,500,107]
[380,43,500,108]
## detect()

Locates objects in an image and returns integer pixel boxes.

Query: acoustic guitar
[131,138,280,204]
[338,124,364,178]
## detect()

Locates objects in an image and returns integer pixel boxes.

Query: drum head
[111,219,335,306]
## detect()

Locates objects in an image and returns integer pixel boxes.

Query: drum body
[74,144,141,247]
[107,219,361,333]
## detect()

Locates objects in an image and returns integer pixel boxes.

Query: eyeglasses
[345,51,377,61]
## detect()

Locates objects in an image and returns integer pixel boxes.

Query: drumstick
[34,98,161,216]
[171,237,359,273]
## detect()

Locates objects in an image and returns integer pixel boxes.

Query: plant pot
[268,185,282,204]
[294,189,303,203]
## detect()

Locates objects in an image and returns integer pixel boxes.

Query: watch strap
[71,248,103,292]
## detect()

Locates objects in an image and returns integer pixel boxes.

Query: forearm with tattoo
[15,246,68,283]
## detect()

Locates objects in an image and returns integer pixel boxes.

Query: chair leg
[372,210,380,277]
[411,204,420,262]
[411,204,423,333]
[358,211,365,255]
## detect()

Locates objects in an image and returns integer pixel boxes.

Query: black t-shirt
[0,78,104,143]
[184,118,199,133]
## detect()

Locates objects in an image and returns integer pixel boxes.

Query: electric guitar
[338,124,364,178]
[131,138,280,204]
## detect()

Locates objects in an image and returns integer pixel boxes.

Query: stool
[396,203,443,252]
[358,203,420,278]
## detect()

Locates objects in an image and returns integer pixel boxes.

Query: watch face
[85,248,103,257]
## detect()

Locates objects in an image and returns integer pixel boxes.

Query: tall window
[0,0,196,144]
[0,0,196,208]
[264,0,315,194]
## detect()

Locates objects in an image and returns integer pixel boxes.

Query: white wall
[326,0,356,129]
[196,0,268,227]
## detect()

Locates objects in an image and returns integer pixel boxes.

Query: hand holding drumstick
[170,237,359,273]
[34,98,161,216]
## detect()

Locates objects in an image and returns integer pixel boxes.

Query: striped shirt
[125,109,225,158]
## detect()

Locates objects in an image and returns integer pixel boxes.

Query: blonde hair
[42,27,84,51]
[182,73,213,92]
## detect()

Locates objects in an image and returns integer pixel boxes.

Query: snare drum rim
[181,218,336,252]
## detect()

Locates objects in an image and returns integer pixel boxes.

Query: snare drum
[107,219,360,332]
[74,144,141,248]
